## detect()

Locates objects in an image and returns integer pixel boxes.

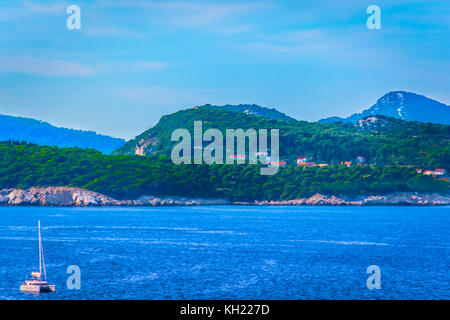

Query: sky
[0,0,449,139]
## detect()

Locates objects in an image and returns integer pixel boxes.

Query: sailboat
[20,221,55,293]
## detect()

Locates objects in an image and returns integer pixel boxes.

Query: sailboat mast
[38,220,42,280]
[42,241,47,281]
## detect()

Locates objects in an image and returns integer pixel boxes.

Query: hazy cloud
[114,86,205,106]
[0,57,98,77]
[82,26,148,39]
[0,57,165,77]
[99,0,274,28]
[0,1,67,21]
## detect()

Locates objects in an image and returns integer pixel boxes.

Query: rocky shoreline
[0,187,449,207]
[250,192,450,206]
[0,187,230,207]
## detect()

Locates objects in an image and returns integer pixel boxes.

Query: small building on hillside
[434,169,446,176]
[229,155,246,160]
[297,157,319,167]
[419,168,446,177]
[297,157,307,165]
[428,169,448,181]
[268,161,287,167]
[341,161,352,167]
[355,156,366,165]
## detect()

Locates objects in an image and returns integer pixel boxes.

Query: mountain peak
[320,91,450,125]
[199,104,297,122]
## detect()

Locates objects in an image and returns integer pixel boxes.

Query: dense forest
[114,105,450,169]
[1,141,448,201]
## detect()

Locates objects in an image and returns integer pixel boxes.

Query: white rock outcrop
[0,188,448,207]
[0,187,229,207]
[252,192,450,206]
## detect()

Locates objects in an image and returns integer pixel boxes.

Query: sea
[0,206,448,300]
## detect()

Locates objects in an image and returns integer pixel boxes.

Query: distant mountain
[0,114,125,154]
[211,104,297,122]
[320,91,450,125]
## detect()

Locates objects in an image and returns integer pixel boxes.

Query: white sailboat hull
[20,281,55,293]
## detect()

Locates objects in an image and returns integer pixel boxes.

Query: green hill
[114,105,450,169]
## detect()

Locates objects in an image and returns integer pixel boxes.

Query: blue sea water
[0,206,448,300]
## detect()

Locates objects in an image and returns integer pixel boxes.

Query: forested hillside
[1,142,447,201]
[114,105,450,169]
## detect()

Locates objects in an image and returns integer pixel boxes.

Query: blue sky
[0,0,449,139]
